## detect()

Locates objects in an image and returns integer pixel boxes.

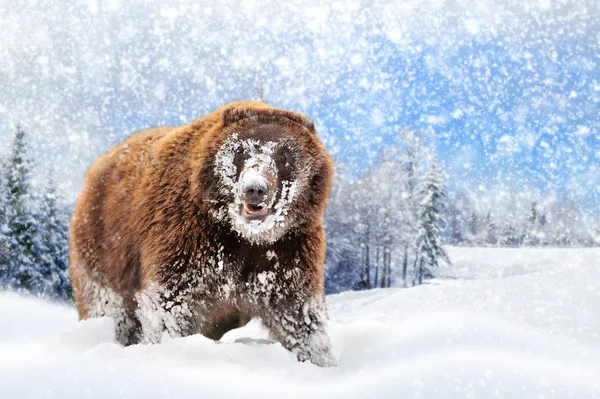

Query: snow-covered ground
[1,247,599,398]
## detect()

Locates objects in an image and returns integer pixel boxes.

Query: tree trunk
[386,250,392,288]
[402,246,408,288]
[374,245,379,288]
[412,250,423,286]
[380,247,387,288]
[360,245,365,286]
[365,223,370,289]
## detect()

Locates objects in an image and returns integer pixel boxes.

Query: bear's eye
[274,148,294,181]
[233,146,248,170]
[274,149,291,169]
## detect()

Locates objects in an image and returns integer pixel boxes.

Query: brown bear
[69,101,336,367]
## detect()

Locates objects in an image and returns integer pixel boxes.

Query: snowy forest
[0,127,71,300]
[323,127,599,293]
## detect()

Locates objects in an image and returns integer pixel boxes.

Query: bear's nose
[243,183,268,205]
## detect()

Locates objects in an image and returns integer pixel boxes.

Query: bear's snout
[243,181,268,205]
[240,166,275,219]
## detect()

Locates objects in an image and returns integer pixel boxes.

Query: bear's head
[198,103,333,245]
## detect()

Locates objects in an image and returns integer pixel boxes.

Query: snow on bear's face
[212,124,313,244]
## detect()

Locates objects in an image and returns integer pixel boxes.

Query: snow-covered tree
[0,127,72,300]
[324,164,363,293]
[447,204,463,245]
[0,158,10,287]
[543,199,593,246]
[522,201,544,246]
[369,146,412,288]
[324,127,449,292]
[394,128,432,287]
[499,196,521,247]
[33,177,72,300]
[2,127,42,291]
[483,211,498,246]
[466,211,481,244]
[413,160,451,285]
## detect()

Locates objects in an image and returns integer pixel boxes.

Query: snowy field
[1,246,599,398]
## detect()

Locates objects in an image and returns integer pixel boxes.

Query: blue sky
[0,0,598,218]
[303,33,599,214]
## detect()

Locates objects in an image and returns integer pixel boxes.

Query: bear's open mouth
[242,203,269,220]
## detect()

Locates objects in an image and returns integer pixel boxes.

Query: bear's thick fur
[69,101,336,366]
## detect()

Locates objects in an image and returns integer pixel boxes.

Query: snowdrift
[1,247,599,398]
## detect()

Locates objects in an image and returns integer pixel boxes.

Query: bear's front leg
[136,283,204,344]
[261,294,337,367]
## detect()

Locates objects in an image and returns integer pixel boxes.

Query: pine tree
[35,177,72,300]
[0,127,73,299]
[397,128,426,287]
[413,161,451,285]
[500,197,520,246]
[467,211,479,244]
[448,204,463,244]
[522,201,542,246]
[323,163,364,293]
[3,127,43,291]
[484,211,497,245]
[0,157,10,287]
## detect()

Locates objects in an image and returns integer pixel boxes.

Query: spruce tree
[37,178,72,300]
[3,127,42,292]
[467,211,479,244]
[522,201,543,246]
[484,211,497,245]
[448,205,463,244]
[0,157,10,287]
[413,160,451,285]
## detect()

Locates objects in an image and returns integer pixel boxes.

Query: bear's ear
[300,117,316,135]
[275,109,316,135]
